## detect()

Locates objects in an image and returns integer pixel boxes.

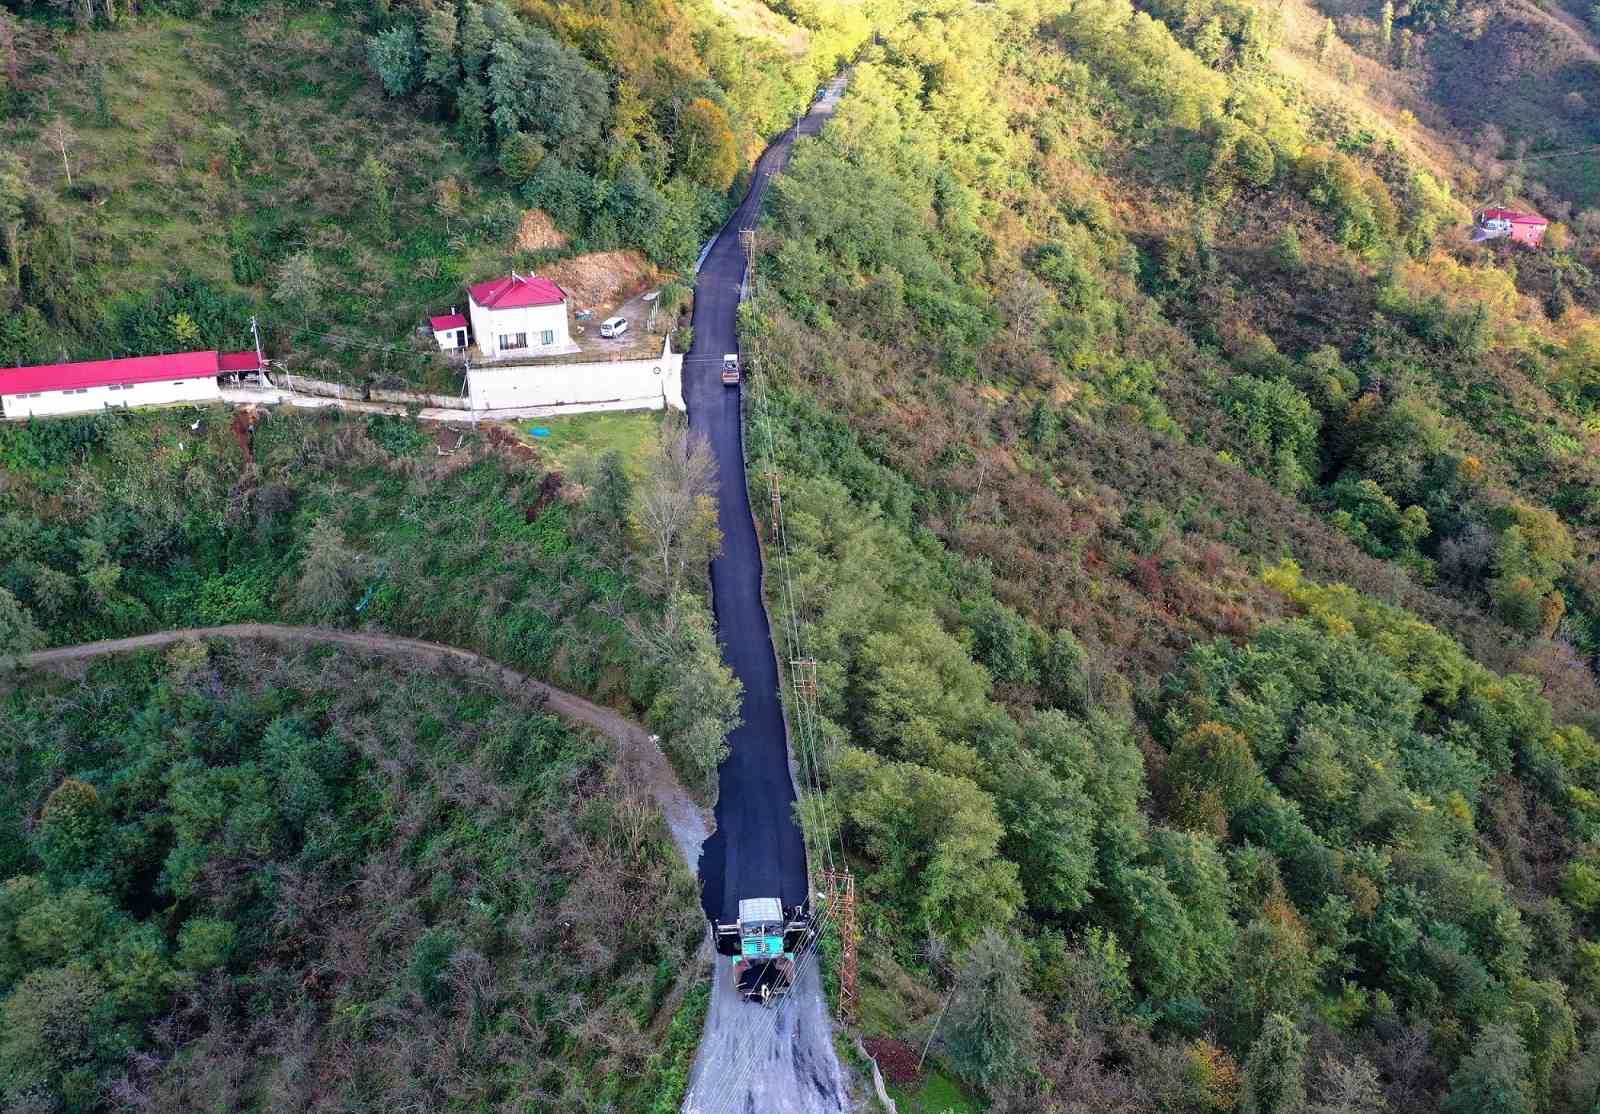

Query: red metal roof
[0,350,221,395]
[1481,208,1547,225]
[218,350,261,373]
[467,273,567,311]
[430,313,468,331]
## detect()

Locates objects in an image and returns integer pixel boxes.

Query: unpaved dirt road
[16,624,710,866]
[683,961,848,1114]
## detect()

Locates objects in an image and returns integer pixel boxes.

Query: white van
[600,316,628,338]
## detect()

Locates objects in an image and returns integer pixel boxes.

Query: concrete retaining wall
[281,375,364,401]
[370,387,470,409]
[467,337,684,414]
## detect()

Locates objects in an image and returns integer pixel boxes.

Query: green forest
[0,642,704,1109]
[1,0,1600,1108]
[0,404,741,793]
[733,0,1600,1108]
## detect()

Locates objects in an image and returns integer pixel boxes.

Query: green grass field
[887,1068,985,1114]
[521,410,661,475]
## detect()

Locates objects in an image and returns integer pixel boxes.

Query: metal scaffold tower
[822,868,858,1024]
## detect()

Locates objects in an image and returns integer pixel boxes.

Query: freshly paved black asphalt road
[693,79,845,925]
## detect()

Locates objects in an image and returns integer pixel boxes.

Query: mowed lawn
[521,410,662,475]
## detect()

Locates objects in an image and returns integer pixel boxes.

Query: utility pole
[739,228,756,304]
[767,470,782,537]
[249,314,265,370]
[916,985,956,1073]
[790,657,817,704]
[259,313,294,395]
[822,868,859,1024]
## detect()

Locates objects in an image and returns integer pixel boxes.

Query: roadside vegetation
[0,404,739,797]
[739,0,1600,1109]
[0,640,704,1111]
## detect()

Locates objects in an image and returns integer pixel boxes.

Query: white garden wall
[467,340,684,414]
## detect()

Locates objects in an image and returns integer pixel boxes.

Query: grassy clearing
[1,12,527,387]
[521,409,662,476]
[887,1069,985,1114]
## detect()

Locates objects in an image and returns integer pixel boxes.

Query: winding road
[14,624,709,868]
[680,78,855,1114]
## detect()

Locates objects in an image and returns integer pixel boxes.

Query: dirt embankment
[545,250,658,315]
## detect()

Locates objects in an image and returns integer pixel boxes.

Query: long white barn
[0,350,259,419]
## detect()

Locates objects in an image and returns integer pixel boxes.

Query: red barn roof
[0,350,221,395]
[429,312,468,331]
[218,350,261,373]
[467,273,567,310]
[1481,208,1548,226]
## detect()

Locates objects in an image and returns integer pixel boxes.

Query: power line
[1506,143,1600,163]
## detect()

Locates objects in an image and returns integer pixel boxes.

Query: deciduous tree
[0,586,43,663]
[41,116,77,188]
[367,25,421,97]
[1440,1023,1532,1114]
[635,417,721,594]
[675,97,739,192]
[295,519,360,623]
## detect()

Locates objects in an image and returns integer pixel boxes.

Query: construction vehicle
[722,353,741,386]
[714,897,811,1001]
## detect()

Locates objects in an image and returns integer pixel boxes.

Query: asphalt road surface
[691,79,846,927]
[682,77,856,1114]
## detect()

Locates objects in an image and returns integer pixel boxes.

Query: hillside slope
[0,0,877,387]
[730,0,1600,1108]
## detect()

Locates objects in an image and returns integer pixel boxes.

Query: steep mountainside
[2,0,1600,1109]
[731,0,1600,1108]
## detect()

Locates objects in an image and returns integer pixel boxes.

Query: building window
[541,330,554,346]
[108,384,121,391]
[63,388,89,395]
[499,332,527,350]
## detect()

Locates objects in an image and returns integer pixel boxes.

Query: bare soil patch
[545,250,656,314]
[516,208,570,252]
[862,1037,923,1086]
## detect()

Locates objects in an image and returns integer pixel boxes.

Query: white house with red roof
[463,272,577,360]
[1473,208,1549,248]
[430,309,469,352]
[0,349,259,419]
